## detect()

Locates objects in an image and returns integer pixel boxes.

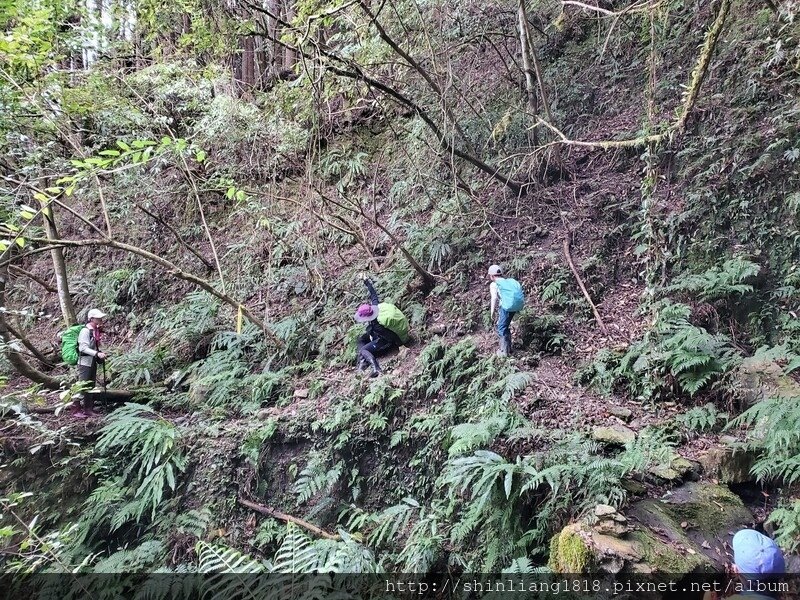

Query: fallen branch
[562,237,608,335]
[238,497,339,540]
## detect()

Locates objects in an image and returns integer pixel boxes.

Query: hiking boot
[497,337,510,357]
[360,350,381,378]
[357,357,369,371]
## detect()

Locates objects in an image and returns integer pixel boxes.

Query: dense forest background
[1,0,800,593]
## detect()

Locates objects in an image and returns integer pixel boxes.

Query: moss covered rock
[548,483,752,574]
[548,524,594,572]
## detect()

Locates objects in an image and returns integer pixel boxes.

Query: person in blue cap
[704,529,786,600]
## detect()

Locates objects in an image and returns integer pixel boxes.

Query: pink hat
[354,303,379,323]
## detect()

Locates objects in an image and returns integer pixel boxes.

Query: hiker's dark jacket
[364,279,403,347]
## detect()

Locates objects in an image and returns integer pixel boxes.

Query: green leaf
[195,150,206,163]
[99,150,120,157]
[15,238,25,248]
[44,187,62,194]
[131,152,142,163]
[116,140,131,151]
[225,187,236,199]
[503,469,513,499]
[160,137,172,146]
[0,241,9,252]
[33,192,48,203]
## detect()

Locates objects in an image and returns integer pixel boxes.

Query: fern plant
[96,404,186,521]
[293,453,343,506]
[674,403,728,433]
[729,395,800,485]
[667,257,760,302]
[615,301,742,399]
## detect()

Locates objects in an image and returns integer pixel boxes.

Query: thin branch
[563,237,608,334]
[3,320,52,365]
[240,0,526,195]
[178,154,227,293]
[0,234,283,348]
[238,497,339,540]
[534,0,731,150]
[8,266,56,293]
[132,201,215,271]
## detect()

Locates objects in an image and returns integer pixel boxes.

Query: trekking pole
[100,357,108,411]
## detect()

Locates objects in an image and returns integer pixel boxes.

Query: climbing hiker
[353,274,409,378]
[703,529,786,600]
[73,308,108,417]
[488,264,524,357]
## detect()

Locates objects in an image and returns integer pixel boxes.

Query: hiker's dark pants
[357,333,395,368]
[497,308,516,349]
[77,362,97,410]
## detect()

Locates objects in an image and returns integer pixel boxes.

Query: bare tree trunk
[519,0,563,167]
[267,0,280,73]
[243,36,255,87]
[282,2,296,69]
[39,204,77,325]
[517,0,539,146]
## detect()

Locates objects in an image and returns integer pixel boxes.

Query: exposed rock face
[549,483,753,574]
[648,453,701,482]
[592,425,636,445]
[696,442,757,484]
[735,357,800,407]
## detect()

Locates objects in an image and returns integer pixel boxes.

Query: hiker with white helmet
[487,264,525,357]
[73,308,108,417]
[353,274,409,378]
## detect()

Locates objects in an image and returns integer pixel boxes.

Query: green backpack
[377,302,409,344]
[61,324,85,365]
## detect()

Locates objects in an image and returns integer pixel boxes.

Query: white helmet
[487,264,502,276]
[87,309,107,320]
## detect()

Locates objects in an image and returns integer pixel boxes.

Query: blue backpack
[496,278,525,312]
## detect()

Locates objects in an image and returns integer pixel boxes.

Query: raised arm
[364,278,380,305]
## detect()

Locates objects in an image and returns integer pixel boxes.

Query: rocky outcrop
[696,436,757,484]
[592,425,636,445]
[734,356,800,407]
[549,483,753,574]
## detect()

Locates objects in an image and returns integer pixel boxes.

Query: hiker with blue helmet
[353,274,409,378]
[702,529,786,600]
[488,264,524,357]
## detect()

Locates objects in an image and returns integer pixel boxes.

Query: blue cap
[732,529,785,577]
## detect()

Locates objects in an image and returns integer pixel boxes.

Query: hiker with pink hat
[354,274,409,377]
